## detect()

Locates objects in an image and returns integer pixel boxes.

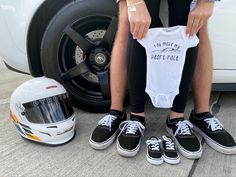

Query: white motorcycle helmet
[10,77,76,145]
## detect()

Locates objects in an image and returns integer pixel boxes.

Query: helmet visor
[23,93,74,124]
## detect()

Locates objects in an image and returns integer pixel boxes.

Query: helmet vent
[47,126,58,128]
[39,131,51,136]
[46,85,58,89]
[22,128,33,134]
[20,123,31,130]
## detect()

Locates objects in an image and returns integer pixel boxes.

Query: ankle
[194,107,209,114]
[130,113,145,125]
[193,110,211,119]
[131,112,145,117]
[110,106,123,112]
[110,109,125,117]
[169,112,184,119]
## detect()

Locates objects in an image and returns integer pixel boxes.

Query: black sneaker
[166,116,202,159]
[189,110,236,154]
[89,110,126,150]
[162,135,180,164]
[145,136,163,165]
[116,115,145,157]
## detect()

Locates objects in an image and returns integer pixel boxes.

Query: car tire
[41,0,119,112]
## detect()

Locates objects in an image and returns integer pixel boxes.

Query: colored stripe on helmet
[15,124,25,135]
[25,133,41,141]
[10,111,19,123]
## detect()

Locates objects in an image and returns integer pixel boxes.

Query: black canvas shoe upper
[189,110,236,147]
[146,136,162,159]
[118,119,145,150]
[162,135,178,158]
[91,110,126,143]
[166,117,201,152]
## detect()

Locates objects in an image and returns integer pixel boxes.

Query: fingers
[127,2,151,40]
[142,24,150,38]
[197,19,204,33]
[190,17,207,36]
[136,19,151,39]
[190,18,200,36]
[186,13,194,37]
[187,12,207,37]
[187,11,200,37]
[130,20,150,39]
[133,22,142,39]
[186,0,214,37]
[129,20,135,35]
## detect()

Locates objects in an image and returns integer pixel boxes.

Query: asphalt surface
[0,56,236,177]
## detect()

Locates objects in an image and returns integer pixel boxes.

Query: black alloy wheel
[41,0,119,112]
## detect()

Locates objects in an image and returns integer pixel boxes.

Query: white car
[0,0,235,112]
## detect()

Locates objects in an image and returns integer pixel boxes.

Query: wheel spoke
[97,70,110,98]
[64,26,94,52]
[61,61,89,81]
[100,17,118,50]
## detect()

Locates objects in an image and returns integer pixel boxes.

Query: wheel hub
[89,48,110,71]
[94,53,107,66]
[74,30,110,84]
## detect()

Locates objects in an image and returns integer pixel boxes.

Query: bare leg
[110,0,129,111]
[131,112,145,117]
[170,112,184,119]
[192,24,213,113]
[169,24,212,118]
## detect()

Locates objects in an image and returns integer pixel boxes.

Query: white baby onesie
[138,26,199,108]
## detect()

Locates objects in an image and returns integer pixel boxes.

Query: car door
[208,0,236,83]
[209,0,236,70]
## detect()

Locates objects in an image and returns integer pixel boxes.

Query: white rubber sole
[116,139,141,157]
[192,123,236,155]
[166,126,203,159]
[163,154,180,164]
[89,129,118,150]
[146,154,164,165]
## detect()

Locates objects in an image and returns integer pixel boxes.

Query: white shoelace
[162,136,175,150]
[174,120,193,136]
[204,117,223,131]
[98,114,117,131]
[146,138,161,151]
[119,120,145,136]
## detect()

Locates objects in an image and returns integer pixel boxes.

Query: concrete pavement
[0,56,236,177]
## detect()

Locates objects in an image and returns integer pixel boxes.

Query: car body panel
[209,0,236,70]
[213,70,236,83]
[0,0,235,84]
[0,0,45,73]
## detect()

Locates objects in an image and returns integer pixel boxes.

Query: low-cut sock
[130,114,146,125]
[167,115,184,125]
[193,110,211,119]
[110,109,125,118]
